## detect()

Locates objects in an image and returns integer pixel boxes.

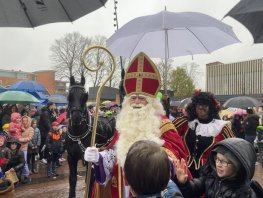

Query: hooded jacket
[177,138,259,198]
[19,116,34,151]
[8,112,22,139]
[243,114,259,136]
[6,138,25,172]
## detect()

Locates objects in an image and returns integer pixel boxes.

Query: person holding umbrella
[173,90,235,178]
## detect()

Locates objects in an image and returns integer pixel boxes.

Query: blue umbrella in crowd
[30,92,49,103]
[0,85,6,93]
[48,94,68,106]
[8,80,48,93]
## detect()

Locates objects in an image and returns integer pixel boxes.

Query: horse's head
[68,75,88,127]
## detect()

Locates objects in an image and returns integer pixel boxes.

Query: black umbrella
[0,0,107,27]
[223,96,263,109]
[225,0,263,43]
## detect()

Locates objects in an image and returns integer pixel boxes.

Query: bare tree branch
[50,32,91,81]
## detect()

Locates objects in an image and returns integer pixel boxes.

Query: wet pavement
[10,155,263,198]
[14,157,87,198]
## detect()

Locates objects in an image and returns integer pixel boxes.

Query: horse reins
[67,85,91,153]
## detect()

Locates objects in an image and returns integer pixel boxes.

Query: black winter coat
[5,150,24,172]
[5,138,25,175]
[243,115,259,136]
[177,138,260,198]
[39,107,56,139]
[45,130,63,154]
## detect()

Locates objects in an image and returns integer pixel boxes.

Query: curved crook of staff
[81,45,116,198]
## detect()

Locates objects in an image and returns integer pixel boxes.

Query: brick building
[0,69,67,95]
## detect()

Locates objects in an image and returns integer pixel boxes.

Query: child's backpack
[250,180,263,197]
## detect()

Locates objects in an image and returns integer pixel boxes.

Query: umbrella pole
[164,29,169,94]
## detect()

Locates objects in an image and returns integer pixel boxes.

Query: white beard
[116,96,165,167]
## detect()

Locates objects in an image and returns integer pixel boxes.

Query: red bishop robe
[92,116,190,198]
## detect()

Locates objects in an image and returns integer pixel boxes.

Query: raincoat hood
[10,112,21,122]
[209,138,256,180]
[7,138,21,150]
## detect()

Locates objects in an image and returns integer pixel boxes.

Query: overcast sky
[0,0,262,89]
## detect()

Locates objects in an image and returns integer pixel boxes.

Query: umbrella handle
[81,45,116,198]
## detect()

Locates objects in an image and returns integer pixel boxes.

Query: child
[46,121,63,178]
[175,138,263,197]
[8,112,22,139]
[58,125,67,162]
[5,138,25,182]
[19,116,34,184]
[27,119,41,174]
[0,135,11,172]
[124,140,183,198]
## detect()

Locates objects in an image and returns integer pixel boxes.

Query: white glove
[84,147,99,163]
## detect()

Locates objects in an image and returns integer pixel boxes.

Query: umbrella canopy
[101,100,112,105]
[107,10,240,92]
[8,81,48,93]
[0,85,6,93]
[107,10,240,59]
[179,97,192,108]
[0,0,108,27]
[219,108,247,119]
[0,90,40,104]
[30,91,48,102]
[219,108,233,119]
[223,96,263,109]
[170,100,181,107]
[225,0,263,43]
[48,94,68,106]
[105,101,119,108]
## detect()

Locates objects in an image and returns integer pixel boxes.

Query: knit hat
[213,146,241,171]
[52,121,59,127]
[2,124,9,130]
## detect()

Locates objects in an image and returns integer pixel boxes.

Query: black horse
[66,76,115,198]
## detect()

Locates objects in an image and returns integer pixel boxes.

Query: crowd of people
[1,51,263,197]
[0,101,67,195]
[84,52,263,198]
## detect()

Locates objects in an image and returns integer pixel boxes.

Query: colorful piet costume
[91,52,189,198]
[173,91,235,177]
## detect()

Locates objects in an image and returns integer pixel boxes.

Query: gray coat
[29,128,41,147]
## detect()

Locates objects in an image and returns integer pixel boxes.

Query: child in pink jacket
[8,112,22,139]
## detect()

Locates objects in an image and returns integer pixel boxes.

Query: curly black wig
[186,91,221,121]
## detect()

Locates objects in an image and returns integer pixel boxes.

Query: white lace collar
[188,119,227,137]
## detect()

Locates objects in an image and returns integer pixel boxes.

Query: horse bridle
[67,85,92,152]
